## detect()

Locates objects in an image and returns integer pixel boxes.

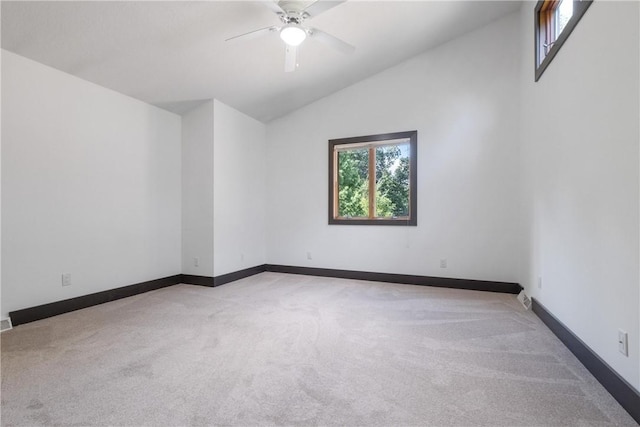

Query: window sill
[329,218,417,226]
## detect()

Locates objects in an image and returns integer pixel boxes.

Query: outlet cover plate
[618,330,628,356]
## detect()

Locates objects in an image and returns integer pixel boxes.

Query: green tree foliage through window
[337,148,368,217]
[375,145,409,217]
[336,143,410,218]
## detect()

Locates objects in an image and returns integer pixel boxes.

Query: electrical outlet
[618,330,628,356]
[307,252,312,260]
[62,273,72,287]
[440,259,447,268]
[194,257,199,267]
[240,253,245,262]
[538,276,542,289]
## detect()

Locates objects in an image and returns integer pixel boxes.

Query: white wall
[519,2,640,391]
[0,17,4,323]
[182,101,214,276]
[1,50,182,318]
[213,100,267,276]
[266,12,522,283]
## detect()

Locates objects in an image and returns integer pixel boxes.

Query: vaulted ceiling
[1,1,521,122]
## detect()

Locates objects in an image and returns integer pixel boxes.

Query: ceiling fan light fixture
[280,24,306,46]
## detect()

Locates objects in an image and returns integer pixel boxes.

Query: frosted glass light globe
[280,25,306,46]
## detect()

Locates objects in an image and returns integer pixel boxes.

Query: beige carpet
[1,272,636,426]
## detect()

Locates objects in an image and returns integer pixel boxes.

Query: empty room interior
[1,0,639,425]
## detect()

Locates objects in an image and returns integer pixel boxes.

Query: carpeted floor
[1,272,636,426]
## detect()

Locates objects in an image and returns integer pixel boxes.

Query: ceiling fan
[226,0,355,72]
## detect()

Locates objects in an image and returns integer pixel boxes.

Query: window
[535,0,592,81]
[328,130,417,226]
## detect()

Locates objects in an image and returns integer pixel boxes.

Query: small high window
[328,131,417,226]
[535,0,592,81]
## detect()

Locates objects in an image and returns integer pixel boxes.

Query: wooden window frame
[535,0,592,81]
[328,130,417,226]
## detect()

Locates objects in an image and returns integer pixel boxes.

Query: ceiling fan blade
[284,45,297,72]
[226,26,278,42]
[308,28,355,54]
[303,1,346,19]
[261,0,286,15]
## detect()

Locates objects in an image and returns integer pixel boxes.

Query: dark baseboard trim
[532,298,640,424]
[180,274,214,287]
[182,264,520,294]
[9,275,182,327]
[265,264,522,294]
[213,264,267,287]
[7,265,519,327]
[180,265,267,288]
[8,266,269,326]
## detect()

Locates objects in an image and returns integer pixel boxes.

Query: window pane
[375,143,410,218]
[337,148,369,217]
[556,0,573,36]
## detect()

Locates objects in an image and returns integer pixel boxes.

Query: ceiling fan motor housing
[277,0,313,23]
[278,1,313,13]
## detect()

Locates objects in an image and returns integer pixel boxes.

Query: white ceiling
[1,1,521,122]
